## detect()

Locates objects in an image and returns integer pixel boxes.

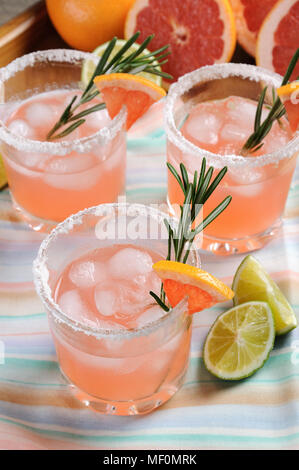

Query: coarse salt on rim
[0,49,127,155]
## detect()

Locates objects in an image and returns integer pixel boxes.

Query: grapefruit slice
[229,0,278,56]
[93,72,166,130]
[125,0,236,82]
[256,0,299,82]
[153,260,234,314]
[277,81,299,132]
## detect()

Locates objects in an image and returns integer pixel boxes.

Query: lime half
[232,255,297,335]
[0,154,7,190]
[81,39,162,87]
[203,301,275,380]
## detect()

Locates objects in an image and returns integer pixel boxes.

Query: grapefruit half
[256,0,299,82]
[229,0,279,56]
[125,0,236,82]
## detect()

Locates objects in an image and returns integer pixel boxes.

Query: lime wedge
[232,255,297,335]
[81,39,162,87]
[0,154,7,190]
[203,301,275,380]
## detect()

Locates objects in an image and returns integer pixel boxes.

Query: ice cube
[220,124,248,142]
[227,98,257,126]
[108,248,153,280]
[184,112,221,145]
[69,261,106,288]
[227,97,269,134]
[44,154,97,174]
[94,356,144,374]
[263,127,290,154]
[58,289,92,324]
[135,305,166,328]
[133,271,161,298]
[94,288,117,317]
[84,108,111,130]
[8,119,35,139]
[230,182,264,198]
[43,154,101,190]
[25,102,55,128]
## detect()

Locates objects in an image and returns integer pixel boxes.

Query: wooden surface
[0,0,38,26]
[0,0,67,68]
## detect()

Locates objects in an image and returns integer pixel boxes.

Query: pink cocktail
[33,203,199,415]
[0,50,126,231]
[165,64,299,255]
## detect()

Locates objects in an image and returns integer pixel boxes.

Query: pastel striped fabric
[1,100,299,450]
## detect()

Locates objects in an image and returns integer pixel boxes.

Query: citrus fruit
[152,260,234,314]
[229,0,278,56]
[277,80,299,132]
[93,73,166,130]
[124,0,236,82]
[0,154,7,190]
[232,255,297,335]
[256,0,299,82]
[81,40,162,87]
[203,301,275,380]
[45,0,135,51]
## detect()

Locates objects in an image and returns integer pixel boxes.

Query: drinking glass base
[202,219,283,255]
[61,368,187,416]
[11,194,59,232]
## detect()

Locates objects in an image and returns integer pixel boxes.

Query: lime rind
[203,301,275,380]
[232,255,297,335]
[81,40,162,87]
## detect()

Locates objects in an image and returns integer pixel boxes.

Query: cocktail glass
[0,50,127,232]
[165,63,299,255]
[33,203,200,415]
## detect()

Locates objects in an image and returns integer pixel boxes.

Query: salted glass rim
[0,49,127,155]
[33,203,196,339]
[165,62,299,169]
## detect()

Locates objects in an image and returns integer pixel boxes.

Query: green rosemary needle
[241,48,299,155]
[46,32,172,140]
[150,159,232,311]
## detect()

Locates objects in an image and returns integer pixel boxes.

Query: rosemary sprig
[46,32,172,140]
[150,160,232,311]
[241,48,299,155]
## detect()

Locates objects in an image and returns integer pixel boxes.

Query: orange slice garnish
[277,81,299,132]
[93,72,166,130]
[153,260,234,314]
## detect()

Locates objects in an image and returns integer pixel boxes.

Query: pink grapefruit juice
[3,89,126,223]
[52,244,191,405]
[168,96,297,240]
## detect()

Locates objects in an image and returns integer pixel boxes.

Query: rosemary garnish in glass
[46,32,172,140]
[241,48,299,155]
[150,160,232,311]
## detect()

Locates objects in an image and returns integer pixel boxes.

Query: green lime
[0,154,7,190]
[203,301,275,380]
[81,39,162,87]
[232,255,297,335]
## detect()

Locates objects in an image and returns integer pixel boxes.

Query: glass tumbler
[33,203,200,415]
[165,63,299,255]
[0,49,127,232]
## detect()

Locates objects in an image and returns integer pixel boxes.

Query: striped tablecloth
[0,101,299,450]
